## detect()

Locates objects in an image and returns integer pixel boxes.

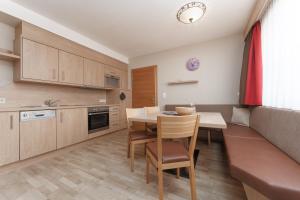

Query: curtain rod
[243,0,272,38]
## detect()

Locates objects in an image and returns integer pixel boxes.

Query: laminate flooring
[0,130,246,200]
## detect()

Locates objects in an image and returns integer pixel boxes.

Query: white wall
[129,34,244,108]
[0,22,14,87]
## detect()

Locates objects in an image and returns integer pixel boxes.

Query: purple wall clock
[186,58,200,71]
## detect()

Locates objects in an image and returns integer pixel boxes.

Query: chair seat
[147,141,190,163]
[130,131,156,141]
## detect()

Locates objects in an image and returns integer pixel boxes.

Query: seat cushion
[146,141,189,163]
[130,131,156,141]
[223,124,264,140]
[224,132,300,200]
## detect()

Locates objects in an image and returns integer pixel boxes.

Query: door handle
[60,112,63,123]
[62,71,65,81]
[53,69,56,80]
[10,115,13,130]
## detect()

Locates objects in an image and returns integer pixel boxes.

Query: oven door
[88,112,109,133]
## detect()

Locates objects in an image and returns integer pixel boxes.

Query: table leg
[208,130,211,145]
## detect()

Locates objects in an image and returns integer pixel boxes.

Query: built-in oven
[88,106,109,134]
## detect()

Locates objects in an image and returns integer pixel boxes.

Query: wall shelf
[0,52,20,61]
[168,80,199,85]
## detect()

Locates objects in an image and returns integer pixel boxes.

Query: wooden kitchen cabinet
[22,39,59,82]
[0,112,19,166]
[120,70,128,90]
[104,66,121,77]
[20,112,57,160]
[59,50,84,85]
[109,106,120,132]
[57,108,88,149]
[84,58,105,88]
[120,90,132,129]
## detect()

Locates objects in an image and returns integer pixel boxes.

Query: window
[261,0,300,110]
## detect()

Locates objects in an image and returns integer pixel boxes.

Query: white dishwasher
[20,110,57,160]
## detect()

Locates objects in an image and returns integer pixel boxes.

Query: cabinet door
[104,66,121,77]
[0,112,19,166]
[59,51,84,85]
[109,106,120,132]
[83,58,104,88]
[20,116,57,160]
[120,70,128,89]
[120,90,132,129]
[22,39,59,82]
[57,108,88,149]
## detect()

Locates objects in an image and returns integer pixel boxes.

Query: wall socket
[0,97,6,104]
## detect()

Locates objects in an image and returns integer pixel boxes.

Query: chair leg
[130,143,135,172]
[176,168,180,179]
[127,134,131,158]
[158,167,164,200]
[144,143,147,155]
[189,162,197,200]
[146,154,150,184]
[127,141,131,158]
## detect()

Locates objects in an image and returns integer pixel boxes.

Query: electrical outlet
[0,97,6,104]
[98,99,106,103]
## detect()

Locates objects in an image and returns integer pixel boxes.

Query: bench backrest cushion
[250,106,300,163]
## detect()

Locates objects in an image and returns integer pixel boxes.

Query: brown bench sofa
[165,105,300,200]
[224,106,300,200]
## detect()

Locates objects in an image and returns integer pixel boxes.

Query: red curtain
[244,21,263,105]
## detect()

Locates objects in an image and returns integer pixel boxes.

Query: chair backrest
[157,114,200,161]
[126,108,145,128]
[145,106,160,115]
[158,114,199,139]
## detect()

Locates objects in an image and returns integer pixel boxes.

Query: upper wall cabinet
[59,51,84,85]
[22,39,59,82]
[84,58,105,88]
[14,22,128,89]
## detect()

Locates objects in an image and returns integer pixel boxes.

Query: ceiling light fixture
[177,2,206,24]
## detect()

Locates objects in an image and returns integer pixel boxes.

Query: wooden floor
[0,130,246,200]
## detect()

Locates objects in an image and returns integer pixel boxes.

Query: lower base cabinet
[57,108,88,149]
[0,112,19,166]
[20,115,57,160]
[109,106,120,132]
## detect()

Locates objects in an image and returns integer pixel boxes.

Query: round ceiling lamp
[177,2,206,24]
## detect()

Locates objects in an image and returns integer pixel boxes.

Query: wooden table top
[128,112,227,129]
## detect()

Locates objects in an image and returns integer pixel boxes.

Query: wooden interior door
[131,65,157,108]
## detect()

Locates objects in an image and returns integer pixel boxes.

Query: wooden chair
[144,106,160,132]
[126,108,156,172]
[146,114,200,200]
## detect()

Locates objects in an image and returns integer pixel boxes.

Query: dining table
[128,111,227,145]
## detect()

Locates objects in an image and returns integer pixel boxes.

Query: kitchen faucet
[44,99,60,107]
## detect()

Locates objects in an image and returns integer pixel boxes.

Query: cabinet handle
[10,115,13,130]
[62,71,65,81]
[60,112,63,123]
[53,69,56,80]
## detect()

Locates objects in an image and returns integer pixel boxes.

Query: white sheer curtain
[262,0,300,110]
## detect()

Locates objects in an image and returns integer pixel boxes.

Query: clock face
[186,58,200,71]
